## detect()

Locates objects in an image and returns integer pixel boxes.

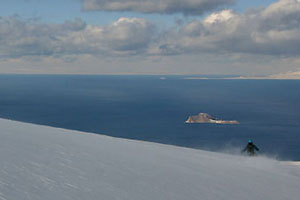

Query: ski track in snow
[0,118,299,200]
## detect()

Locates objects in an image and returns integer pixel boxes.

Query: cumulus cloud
[1,0,300,60]
[82,0,235,15]
[0,17,155,59]
[155,0,300,56]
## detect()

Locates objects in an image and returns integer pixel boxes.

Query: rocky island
[185,113,239,124]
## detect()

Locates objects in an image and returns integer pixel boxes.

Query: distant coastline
[184,71,300,80]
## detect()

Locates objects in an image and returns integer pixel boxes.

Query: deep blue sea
[0,75,299,160]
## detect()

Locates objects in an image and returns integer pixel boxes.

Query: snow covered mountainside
[0,118,300,200]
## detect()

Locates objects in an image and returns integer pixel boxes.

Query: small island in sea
[185,113,239,124]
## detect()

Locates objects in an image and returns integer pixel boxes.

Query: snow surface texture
[0,118,300,200]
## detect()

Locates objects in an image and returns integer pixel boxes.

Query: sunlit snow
[0,118,299,200]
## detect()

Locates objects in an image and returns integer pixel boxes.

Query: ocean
[0,75,299,160]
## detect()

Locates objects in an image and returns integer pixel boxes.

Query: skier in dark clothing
[242,140,259,156]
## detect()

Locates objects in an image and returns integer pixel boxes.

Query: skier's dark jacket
[242,142,259,156]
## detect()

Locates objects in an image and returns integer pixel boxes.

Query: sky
[0,0,299,75]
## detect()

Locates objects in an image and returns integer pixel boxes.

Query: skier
[242,139,259,156]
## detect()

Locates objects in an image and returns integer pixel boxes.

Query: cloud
[82,0,235,15]
[100,18,156,52]
[1,0,300,61]
[155,0,300,56]
[0,17,155,59]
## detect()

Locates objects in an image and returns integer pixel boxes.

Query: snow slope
[0,118,299,200]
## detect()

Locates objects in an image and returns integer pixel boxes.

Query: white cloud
[101,18,156,53]
[2,0,300,59]
[82,0,235,15]
[1,0,300,75]
[156,0,300,56]
[203,9,237,24]
[0,17,155,59]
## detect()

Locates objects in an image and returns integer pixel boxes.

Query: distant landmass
[185,113,239,124]
[184,71,300,80]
